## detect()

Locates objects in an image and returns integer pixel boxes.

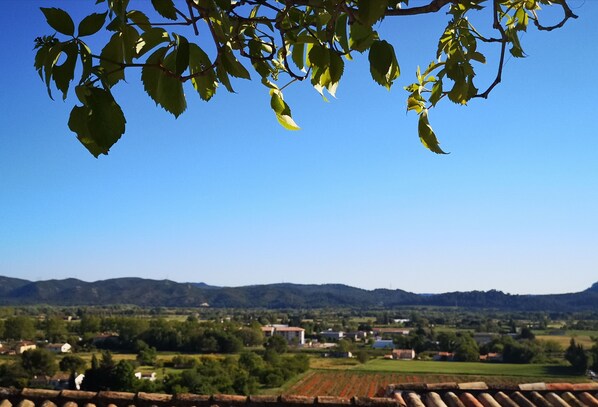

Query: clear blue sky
[1,1,596,294]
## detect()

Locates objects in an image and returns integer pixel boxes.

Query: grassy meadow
[353,358,579,378]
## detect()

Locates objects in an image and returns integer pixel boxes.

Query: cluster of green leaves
[35,0,575,156]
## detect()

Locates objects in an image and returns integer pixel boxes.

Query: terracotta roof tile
[317,396,353,406]
[402,392,425,407]
[457,384,488,391]
[16,400,35,407]
[527,391,552,407]
[280,395,315,405]
[391,392,406,407]
[353,397,399,407]
[423,392,447,407]
[510,391,535,407]
[316,396,353,407]
[559,392,584,407]
[544,384,574,392]
[493,391,519,407]
[544,392,569,407]
[172,393,211,406]
[442,392,465,407]
[578,392,598,407]
[424,385,457,392]
[477,393,500,407]
[571,383,598,391]
[2,384,598,407]
[458,393,483,407]
[60,391,96,401]
[518,384,547,392]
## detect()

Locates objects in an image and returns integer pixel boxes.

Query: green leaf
[135,28,169,57]
[78,42,93,84]
[40,8,75,36]
[349,23,376,53]
[99,26,139,86]
[335,13,350,53]
[357,0,388,26]
[189,43,217,101]
[368,40,400,89]
[407,96,424,114]
[100,32,125,86]
[68,86,126,157]
[469,51,486,64]
[78,12,107,37]
[270,90,300,130]
[221,48,251,79]
[34,45,50,80]
[216,64,235,93]
[141,47,187,117]
[151,0,177,20]
[429,80,443,106]
[291,42,306,71]
[174,34,190,76]
[214,0,232,11]
[127,10,151,31]
[418,110,447,154]
[52,41,78,100]
[43,43,65,100]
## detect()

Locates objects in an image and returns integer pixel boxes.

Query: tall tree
[21,349,58,377]
[3,317,35,340]
[565,338,588,374]
[34,0,578,156]
[44,317,68,343]
[59,355,87,374]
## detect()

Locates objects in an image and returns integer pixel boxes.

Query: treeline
[1,276,597,311]
[0,337,309,395]
[0,314,265,355]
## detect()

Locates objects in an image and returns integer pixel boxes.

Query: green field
[353,359,579,378]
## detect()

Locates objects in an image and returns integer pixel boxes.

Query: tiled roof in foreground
[1,382,597,407]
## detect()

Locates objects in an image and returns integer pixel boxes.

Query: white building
[47,343,72,353]
[261,325,305,345]
[135,372,157,381]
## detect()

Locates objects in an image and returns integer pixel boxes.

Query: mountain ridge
[0,276,595,310]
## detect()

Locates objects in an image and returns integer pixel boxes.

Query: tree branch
[384,0,455,16]
[473,0,506,100]
[532,0,578,32]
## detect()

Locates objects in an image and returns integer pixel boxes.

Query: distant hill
[0,276,596,310]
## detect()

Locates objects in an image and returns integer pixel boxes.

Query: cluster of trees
[383,324,567,364]
[0,315,76,344]
[0,313,267,356]
[565,339,598,373]
[0,348,87,388]
[80,339,308,395]
[85,316,264,355]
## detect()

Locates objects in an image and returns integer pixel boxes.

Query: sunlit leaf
[418,110,447,154]
[270,89,300,130]
[141,48,187,117]
[357,0,387,26]
[189,44,217,101]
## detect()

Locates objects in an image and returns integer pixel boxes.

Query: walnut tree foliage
[34,0,577,157]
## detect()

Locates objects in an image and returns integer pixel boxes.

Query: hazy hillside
[0,276,595,310]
